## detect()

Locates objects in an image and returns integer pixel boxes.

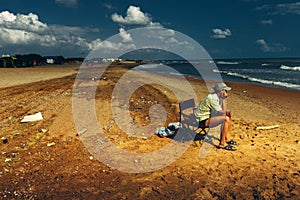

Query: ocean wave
[218,70,300,90]
[280,65,300,71]
[163,60,188,64]
[212,69,221,73]
[135,63,163,69]
[217,61,240,65]
[169,72,186,76]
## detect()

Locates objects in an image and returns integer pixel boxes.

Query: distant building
[44,56,65,64]
[46,58,55,64]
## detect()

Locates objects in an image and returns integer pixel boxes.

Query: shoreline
[2,63,300,92]
[0,65,300,121]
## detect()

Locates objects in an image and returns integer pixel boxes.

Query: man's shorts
[198,118,208,128]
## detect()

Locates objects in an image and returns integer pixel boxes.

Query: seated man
[194,82,237,151]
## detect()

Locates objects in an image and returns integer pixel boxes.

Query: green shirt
[194,93,222,121]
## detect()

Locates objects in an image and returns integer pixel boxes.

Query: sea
[133,58,300,91]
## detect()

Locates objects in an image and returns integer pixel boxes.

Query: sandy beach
[0,63,299,199]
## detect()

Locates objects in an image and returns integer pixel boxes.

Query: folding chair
[179,98,209,146]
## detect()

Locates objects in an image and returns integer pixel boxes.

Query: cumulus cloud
[118,28,133,42]
[0,10,101,56]
[256,39,287,52]
[108,6,199,59]
[111,5,162,27]
[112,6,151,25]
[0,6,197,58]
[55,0,77,8]
[211,28,232,39]
[0,11,48,33]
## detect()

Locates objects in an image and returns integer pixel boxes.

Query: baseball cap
[213,82,231,92]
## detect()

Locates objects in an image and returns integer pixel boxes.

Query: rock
[2,137,8,144]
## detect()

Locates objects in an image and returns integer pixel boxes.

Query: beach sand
[0,63,299,199]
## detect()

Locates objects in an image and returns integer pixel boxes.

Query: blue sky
[0,0,300,59]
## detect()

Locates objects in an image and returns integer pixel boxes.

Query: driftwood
[255,124,280,130]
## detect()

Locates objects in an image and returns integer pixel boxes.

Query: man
[194,82,237,151]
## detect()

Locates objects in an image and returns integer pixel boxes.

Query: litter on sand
[47,142,56,147]
[255,124,280,130]
[155,127,175,138]
[77,128,87,136]
[167,122,181,131]
[155,122,181,138]
[21,112,43,123]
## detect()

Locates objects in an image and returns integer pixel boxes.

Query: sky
[0,0,300,59]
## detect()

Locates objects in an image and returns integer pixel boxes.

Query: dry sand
[0,63,299,199]
[0,65,79,88]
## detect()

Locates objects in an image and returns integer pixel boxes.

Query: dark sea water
[133,58,300,91]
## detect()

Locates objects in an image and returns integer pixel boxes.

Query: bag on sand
[155,127,174,138]
[167,122,181,131]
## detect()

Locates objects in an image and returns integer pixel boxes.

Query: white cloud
[255,4,272,11]
[256,39,287,52]
[0,11,48,33]
[260,19,273,25]
[256,39,267,46]
[55,0,77,8]
[256,2,300,15]
[49,24,100,37]
[111,6,153,25]
[275,2,300,15]
[0,11,16,22]
[0,11,52,46]
[0,11,101,56]
[148,21,163,28]
[119,28,132,42]
[211,28,232,39]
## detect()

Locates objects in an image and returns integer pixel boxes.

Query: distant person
[194,82,237,151]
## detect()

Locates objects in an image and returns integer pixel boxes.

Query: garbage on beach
[77,128,87,136]
[47,142,56,147]
[21,112,43,123]
[255,124,280,130]
[155,127,174,138]
[167,122,181,131]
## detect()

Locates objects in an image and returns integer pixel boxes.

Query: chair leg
[195,128,209,145]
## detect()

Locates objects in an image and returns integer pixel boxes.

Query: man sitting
[194,82,237,151]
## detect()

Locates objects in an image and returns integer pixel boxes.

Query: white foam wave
[217,61,240,65]
[219,70,300,90]
[135,63,163,69]
[169,72,185,76]
[280,65,300,71]
[212,69,221,73]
